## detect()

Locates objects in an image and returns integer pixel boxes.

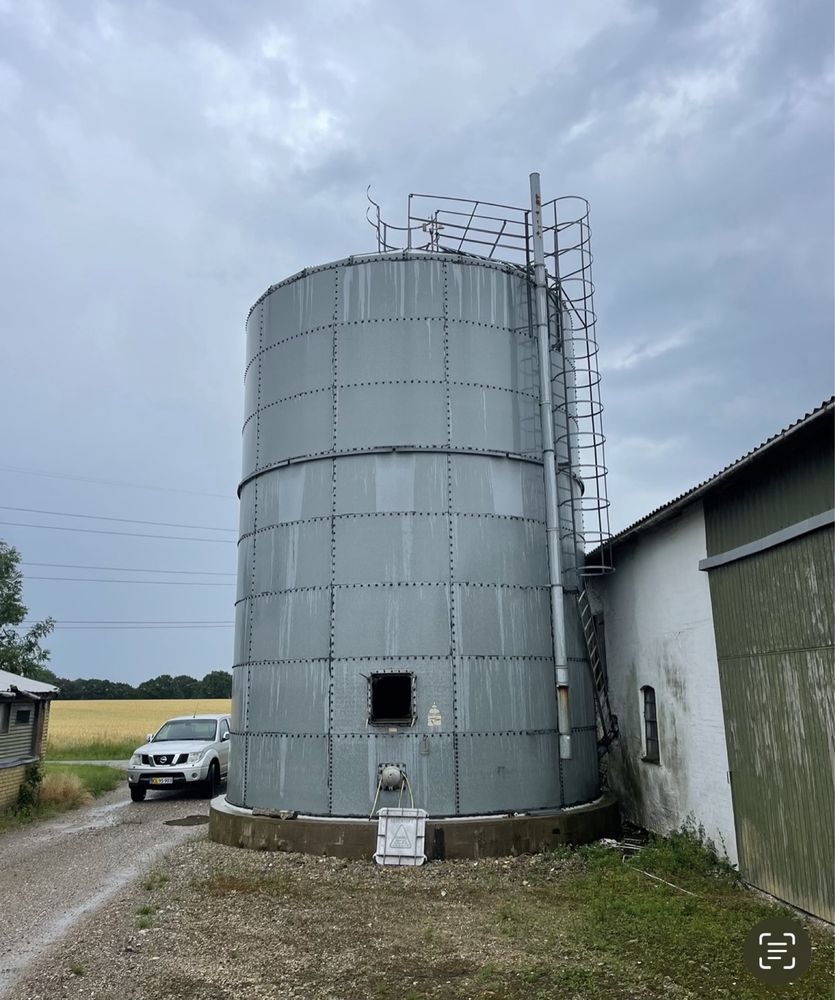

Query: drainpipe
[530,172,572,760]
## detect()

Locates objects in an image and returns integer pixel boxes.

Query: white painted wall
[590,501,738,864]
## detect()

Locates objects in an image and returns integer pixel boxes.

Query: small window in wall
[15,708,31,725]
[642,686,659,763]
[369,673,414,726]
[0,703,9,734]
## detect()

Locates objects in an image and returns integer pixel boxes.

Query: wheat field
[47,699,232,759]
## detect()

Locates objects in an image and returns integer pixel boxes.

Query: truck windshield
[153,719,218,742]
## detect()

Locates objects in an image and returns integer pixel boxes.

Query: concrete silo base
[209,794,619,860]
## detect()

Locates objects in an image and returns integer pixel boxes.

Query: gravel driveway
[0,783,212,999]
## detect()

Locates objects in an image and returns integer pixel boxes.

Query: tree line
[37,668,233,701]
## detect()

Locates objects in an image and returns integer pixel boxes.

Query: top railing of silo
[366,186,612,574]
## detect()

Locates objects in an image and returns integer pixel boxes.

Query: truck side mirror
[146,733,154,742]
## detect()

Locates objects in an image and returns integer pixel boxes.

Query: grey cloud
[0,0,830,682]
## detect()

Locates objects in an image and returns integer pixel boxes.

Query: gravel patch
[7,831,832,1000]
[0,786,213,998]
[7,839,597,1000]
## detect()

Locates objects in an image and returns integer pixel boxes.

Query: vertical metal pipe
[530,172,572,760]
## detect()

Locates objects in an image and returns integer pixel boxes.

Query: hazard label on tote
[374,808,427,866]
[388,824,413,850]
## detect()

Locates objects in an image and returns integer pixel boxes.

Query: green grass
[0,763,124,834]
[136,904,156,929]
[141,871,169,892]
[45,738,139,761]
[192,834,834,999]
[44,763,123,796]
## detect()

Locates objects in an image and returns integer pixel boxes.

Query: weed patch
[141,871,169,892]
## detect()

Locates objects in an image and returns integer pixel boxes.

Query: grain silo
[211,175,619,858]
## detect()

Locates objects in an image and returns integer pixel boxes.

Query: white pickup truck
[126,713,231,802]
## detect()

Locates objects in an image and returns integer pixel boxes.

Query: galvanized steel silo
[229,250,600,817]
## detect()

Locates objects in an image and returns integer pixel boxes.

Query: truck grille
[141,753,189,766]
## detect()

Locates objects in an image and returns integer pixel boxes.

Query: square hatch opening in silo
[369,673,414,726]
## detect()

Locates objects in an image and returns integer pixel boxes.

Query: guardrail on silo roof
[367,185,612,575]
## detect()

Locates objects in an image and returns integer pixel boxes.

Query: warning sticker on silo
[427,703,442,727]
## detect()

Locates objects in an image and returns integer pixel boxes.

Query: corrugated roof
[603,397,835,550]
[0,668,58,696]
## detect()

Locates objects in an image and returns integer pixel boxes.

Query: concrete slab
[209,794,619,860]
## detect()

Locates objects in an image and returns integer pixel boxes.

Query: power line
[0,505,235,533]
[18,618,234,631]
[25,576,234,586]
[49,624,234,630]
[22,561,235,576]
[21,619,234,624]
[0,464,235,500]
[0,521,235,543]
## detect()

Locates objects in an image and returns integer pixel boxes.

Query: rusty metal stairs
[577,585,619,755]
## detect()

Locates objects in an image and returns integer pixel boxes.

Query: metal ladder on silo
[577,585,619,755]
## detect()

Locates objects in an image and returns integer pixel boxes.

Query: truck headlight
[129,754,141,766]
[188,750,208,763]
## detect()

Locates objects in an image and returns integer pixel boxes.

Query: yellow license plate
[150,777,173,785]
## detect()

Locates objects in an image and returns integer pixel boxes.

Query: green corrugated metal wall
[705,415,835,922]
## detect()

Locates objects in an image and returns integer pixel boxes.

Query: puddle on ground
[164,815,209,827]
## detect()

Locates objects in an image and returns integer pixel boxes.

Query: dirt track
[0,784,210,998]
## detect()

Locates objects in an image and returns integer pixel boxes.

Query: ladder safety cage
[367,187,613,575]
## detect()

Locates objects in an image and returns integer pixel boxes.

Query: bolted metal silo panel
[450,384,541,455]
[334,453,447,514]
[457,734,563,814]
[235,536,253,604]
[238,481,257,537]
[241,420,258,483]
[333,584,452,658]
[247,590,331,662]
[338,257,445,321]
[243,365,259,425]
[334,514,449,585]
[453,517,548,586]
[245,661,330,734]
[244,734,329,813]
[447,320,537,394]
[456,585,553,657]
[226,732,247,807]
[566,657,597,729]
[231,665,248,733]
[560,728,600,806]
[330,733,456,817]
[336,383,448,451]
[450,455,546,520]
[259,329,332,402]
[233,601,250,667]
[337,318,446,384]
[257,396,332,469]
[252,521,332,592]
[444,260,517,326]
[455,657,558,733]
[257,461,334,524]
[260,267,337,349]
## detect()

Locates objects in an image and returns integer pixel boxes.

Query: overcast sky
[1,0,832,685]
